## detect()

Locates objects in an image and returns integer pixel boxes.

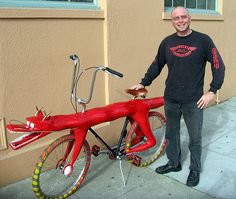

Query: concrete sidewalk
[0,96,236,199]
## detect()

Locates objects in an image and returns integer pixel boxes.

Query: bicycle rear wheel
[32,134,91,199]
[125,111,166,167]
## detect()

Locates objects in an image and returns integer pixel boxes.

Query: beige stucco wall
[0,0,235,186]
[0,8,108,186]
[106,0,235,102]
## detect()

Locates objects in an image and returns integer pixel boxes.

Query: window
[0,0,99,10]
[165,0,219,14]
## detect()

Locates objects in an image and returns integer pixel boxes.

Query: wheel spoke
[125,112,166,167]
[32,134,91,198]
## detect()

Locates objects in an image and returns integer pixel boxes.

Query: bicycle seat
[125,88,148,98]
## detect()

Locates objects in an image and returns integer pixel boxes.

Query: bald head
[170,6,192,36]
[171,6,189,18]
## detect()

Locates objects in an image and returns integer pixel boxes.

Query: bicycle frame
[6,54,164,175]
[7,96,163,158]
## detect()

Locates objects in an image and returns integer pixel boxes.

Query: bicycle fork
[60,128,88,177]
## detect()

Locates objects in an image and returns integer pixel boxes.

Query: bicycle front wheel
[125,111,166,167]
[32,134,91,199]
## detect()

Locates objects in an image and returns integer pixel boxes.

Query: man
[131,6,225,187]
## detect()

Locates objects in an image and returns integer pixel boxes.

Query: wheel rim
[32,134,91,198]
[126,112,166,167]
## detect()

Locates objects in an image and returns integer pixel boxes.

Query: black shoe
[186,170,200,187]
[155,163,182,174]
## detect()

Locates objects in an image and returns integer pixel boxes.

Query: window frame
[164,0,220,15]
[0,0,100,10]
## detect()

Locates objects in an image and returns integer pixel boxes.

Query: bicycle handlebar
[70,54,123,112]
[103,67,123,78]
[69,54,79,61]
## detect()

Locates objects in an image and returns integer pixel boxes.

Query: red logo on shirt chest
[170,45,197,57]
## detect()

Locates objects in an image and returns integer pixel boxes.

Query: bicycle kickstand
[119,160,127,187]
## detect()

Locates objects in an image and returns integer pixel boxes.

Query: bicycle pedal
[92,145,100,157]
[131,155,141,166]
[126,153,134,160]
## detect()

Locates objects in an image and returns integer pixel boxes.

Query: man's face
[171,7,191,35]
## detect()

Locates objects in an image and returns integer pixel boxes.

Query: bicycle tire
[32,134,91,199]
[125,111,166,167]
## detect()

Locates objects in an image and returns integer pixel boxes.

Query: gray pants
[164,101,203,172]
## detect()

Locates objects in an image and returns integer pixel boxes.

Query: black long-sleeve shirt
[141,30,225,103]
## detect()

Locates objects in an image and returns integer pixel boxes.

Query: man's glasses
[172,15,189,21]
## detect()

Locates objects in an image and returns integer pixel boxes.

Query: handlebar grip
[70,54,79,61]
[105,67,123,78]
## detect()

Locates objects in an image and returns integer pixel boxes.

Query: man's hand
[197,91,215,109]
[130,84,145,90]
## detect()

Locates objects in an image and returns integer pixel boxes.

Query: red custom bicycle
[7,54,166,199]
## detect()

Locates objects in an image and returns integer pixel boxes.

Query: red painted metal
[7,96,164,160]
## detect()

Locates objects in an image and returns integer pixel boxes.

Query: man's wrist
[139,83,145,88]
